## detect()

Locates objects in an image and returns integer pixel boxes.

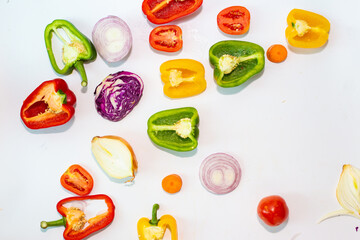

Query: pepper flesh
[209,40,265,88]
[60,164,94,196]
[20,79,76,129]
[147,107,199,152]
[44,19,97,87]
[160,59,206,98]
[142,0,203,24]
[137,204,178,240]
[285,9,330,48]
[40,194,115,240]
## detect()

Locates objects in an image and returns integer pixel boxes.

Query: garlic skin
[319,164,360,223]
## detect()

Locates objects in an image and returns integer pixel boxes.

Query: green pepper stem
[40,217,66,229]
[149,204,160,226]
[74,61,88,87]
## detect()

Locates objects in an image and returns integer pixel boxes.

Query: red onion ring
[92,15,132,62]
[199,153,241,194]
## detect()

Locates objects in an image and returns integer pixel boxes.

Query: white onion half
[92,15,132,62]
[199,153,242,194]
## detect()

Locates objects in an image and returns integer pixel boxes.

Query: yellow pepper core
[137,204,178,240]
[169,69,195,87]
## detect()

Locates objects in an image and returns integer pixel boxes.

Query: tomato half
[217,6,250,35]
[257,195,289,227]
[149,25,183,52]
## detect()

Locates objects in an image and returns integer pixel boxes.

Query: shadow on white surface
[257,214,289,233]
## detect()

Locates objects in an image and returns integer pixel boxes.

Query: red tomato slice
[217,6,250,35]
[149,25,183,52]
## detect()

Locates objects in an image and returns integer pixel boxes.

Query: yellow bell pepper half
[137,204,178,240]
[160,59,206,98]
[285,9,330,48]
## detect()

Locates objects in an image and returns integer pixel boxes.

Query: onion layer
[92,15,132,62]
[199,153,241,194]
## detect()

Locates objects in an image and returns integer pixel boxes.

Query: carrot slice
[162,174,183,194]
[266,44,288,63]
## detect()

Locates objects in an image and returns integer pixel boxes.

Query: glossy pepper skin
[285,9,330,48]
[40,194,115,240]
[137,204,178,240]
[142,0,203,24]
[45,19,97,87]
[147,107,199,152]
[209,40,265,88]
[160,59,206,98]
[60,164,94,196]
[20,79,76,129]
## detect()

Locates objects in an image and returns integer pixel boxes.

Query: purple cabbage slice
[94,71,144,121]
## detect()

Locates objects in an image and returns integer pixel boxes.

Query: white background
[1,0,360,239]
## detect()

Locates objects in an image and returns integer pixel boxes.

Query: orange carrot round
[162,174,183,194]
[266,44,288,63]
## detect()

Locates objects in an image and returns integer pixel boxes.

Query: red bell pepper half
[142,0,203,24]
[41,194,115,240]
[60,164,94,196]
[20,79,76,129]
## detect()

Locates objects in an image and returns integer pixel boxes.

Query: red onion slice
[199,153,241,194]
[92,15,132,62]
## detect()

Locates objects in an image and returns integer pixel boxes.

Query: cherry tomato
[149,25,183,52]
[266,44,288,63]
[257,195,289,227]
[217,6,250,35]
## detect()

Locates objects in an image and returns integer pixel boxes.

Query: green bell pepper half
[209,40,265,88]
[147,107,199,152]
[44,19,97,87]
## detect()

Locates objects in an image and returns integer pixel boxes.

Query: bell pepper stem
[40,217,66,229]
[74,61,88,87]
[149,203,160,226]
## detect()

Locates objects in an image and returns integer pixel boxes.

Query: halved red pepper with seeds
[150,25,183,52]
[60,164,94,196]
[20,79,76,129]
[142,0,203,25]
[217,6,250,35]
[41,194,115,240]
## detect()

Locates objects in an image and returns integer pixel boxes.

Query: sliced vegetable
[257,195,289,227]
[319,164,360,222]
[266,44,288,63]
[94,71,144,122]
[209,40,265,88]
[199,153,241,195]
[92,15,132,62]
[60,164,94,196]
[44,19,97,87]
[160,59,206,98]
[162,174,182,194]
[20,79,76,130]
[147,107,199,152]
[150,25,183,52]
[285,9,330,48]
[142,0,203,24]
[217,6,250,35]
[91,135,138,182]
[40,194,115,240]
[137,203,178,240]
